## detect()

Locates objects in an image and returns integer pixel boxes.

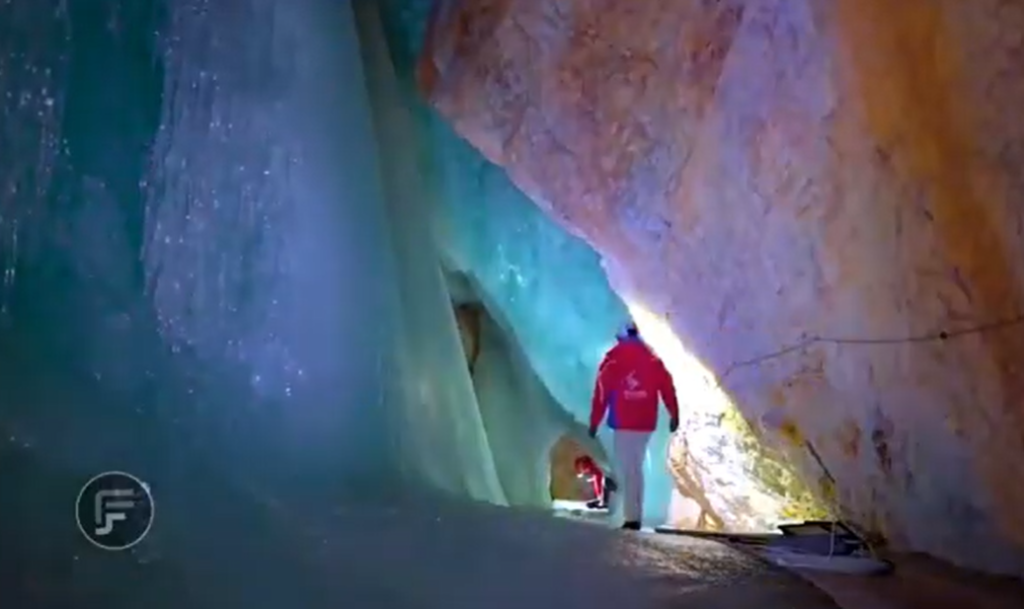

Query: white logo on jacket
[622,371,649,400]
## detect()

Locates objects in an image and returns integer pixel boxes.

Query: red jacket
[574,455,601,477]
[574,456,606,499]
[590,338,679,432]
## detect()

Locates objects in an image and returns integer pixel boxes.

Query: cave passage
[0,1,829,607]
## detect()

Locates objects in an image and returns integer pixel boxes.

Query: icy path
[1,446,836,609]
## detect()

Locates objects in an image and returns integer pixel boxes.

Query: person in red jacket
[574,455,618,509]
[588,321,679,530]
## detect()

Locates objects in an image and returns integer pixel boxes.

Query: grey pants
[613,430,652,523]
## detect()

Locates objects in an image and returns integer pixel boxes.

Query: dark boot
[585,499,603,509]
[621,521,642,531]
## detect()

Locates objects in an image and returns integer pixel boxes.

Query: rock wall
[418,0,1024,576]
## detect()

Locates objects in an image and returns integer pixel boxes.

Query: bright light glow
[625,300,786,531]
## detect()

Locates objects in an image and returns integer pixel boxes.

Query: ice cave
[3,0,1024,607]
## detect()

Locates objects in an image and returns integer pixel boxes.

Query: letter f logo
[94,489,135,536]
[77,471,155,551]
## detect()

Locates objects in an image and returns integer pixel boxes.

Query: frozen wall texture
[418,0,1024,576]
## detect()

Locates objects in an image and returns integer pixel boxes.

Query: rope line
[720,314,1024,380]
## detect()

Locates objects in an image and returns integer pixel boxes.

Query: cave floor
[796,554,1024,609]
[552,499,1024,609]
[1,444,837,609]
[5,442,1021,608]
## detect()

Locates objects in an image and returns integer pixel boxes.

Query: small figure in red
[574,455,617,510]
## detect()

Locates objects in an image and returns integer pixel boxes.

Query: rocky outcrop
[419,0,1024,576]
[667,433,726,531]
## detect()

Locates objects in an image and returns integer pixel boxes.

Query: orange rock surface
[419,0,1024,576]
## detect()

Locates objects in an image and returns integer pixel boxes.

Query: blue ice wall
[356,4,586,508]
[0,0,538,496]
[472,310,572,508]
[353,3,509,503]
[0,1,535,604]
